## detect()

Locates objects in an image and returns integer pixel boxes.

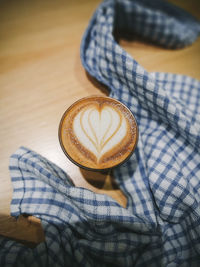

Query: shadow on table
[0,214,44,248]
[79,168,119,190]
[85,71,110,96]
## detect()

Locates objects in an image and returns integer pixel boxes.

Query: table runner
[1,0,200,266]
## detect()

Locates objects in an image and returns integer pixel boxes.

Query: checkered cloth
[1,0,200,266]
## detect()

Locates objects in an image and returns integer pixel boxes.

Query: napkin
[1,0,200,266]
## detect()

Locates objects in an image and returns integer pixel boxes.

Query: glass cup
[58,95,138,172]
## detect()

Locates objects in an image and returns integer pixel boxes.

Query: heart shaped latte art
[73,106,127,161]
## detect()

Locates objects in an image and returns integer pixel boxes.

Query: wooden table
[0,0,200,246]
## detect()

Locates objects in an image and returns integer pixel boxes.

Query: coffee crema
[59,96,138,170]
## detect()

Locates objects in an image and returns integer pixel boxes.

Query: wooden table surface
[0,0,200,246]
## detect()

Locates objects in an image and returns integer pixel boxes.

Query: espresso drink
[59,96,138,170]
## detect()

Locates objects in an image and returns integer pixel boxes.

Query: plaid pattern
[1,0,200,266]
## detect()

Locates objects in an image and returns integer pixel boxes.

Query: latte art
[59,96,138,170]
[73,106,126,160]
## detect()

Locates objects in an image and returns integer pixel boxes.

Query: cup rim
[58,95,138,171]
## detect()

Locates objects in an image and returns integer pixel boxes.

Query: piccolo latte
[59,96,138,170]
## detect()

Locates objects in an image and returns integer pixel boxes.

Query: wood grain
[0,0,199,245]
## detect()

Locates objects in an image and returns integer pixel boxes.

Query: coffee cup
[58,96,138,171]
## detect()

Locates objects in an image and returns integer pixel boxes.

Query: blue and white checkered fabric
[1,0,200,266]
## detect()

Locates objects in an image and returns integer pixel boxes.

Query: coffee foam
[73,105,127,159]
[59,96,138,170]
